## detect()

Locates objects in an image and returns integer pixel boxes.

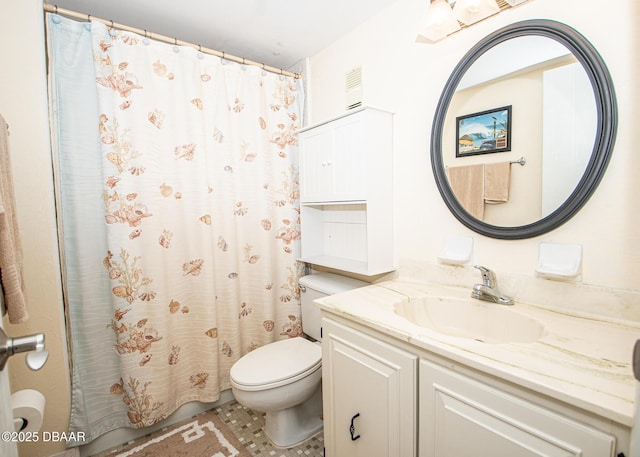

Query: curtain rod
[43,3,301,79]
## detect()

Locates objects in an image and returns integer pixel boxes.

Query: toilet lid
[230,338,321,390]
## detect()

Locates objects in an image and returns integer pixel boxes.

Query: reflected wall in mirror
[431,20,617,239]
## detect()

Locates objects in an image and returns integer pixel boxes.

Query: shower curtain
[47,14,304,443]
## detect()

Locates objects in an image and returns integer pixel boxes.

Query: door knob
[0,327,48,371]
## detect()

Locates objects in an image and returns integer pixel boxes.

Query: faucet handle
[474,265,496,288]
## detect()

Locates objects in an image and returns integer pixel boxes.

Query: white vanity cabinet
[298,107,395,275]
[321,313,626,457]
[321,317,417,457]
[419,359,616,457]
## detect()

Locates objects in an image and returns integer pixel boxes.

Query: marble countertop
[317,280,640,427]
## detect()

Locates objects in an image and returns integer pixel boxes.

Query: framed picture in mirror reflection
[456,105,512,157]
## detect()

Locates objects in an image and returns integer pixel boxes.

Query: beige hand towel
[484,161,511,204]
[447,164,485,220]
[0,115,28,323]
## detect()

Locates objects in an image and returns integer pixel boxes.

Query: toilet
[230,272,367,448]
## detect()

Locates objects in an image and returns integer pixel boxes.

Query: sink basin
[394,296,544,344]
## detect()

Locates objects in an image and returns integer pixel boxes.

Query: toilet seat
[230,337,321,392]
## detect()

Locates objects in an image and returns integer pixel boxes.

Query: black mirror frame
[431,19,617,240]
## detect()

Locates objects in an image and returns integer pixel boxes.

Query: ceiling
[49,0,399,70]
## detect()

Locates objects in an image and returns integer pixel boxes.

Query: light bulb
[453,0,500,25]
[417,0,461,42]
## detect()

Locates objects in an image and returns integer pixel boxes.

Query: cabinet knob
[349,412,361,441]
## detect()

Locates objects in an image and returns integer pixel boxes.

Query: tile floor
[94,400,325,457]
[216,400,325,457]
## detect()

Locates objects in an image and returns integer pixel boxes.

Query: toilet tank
[298,272,368,341]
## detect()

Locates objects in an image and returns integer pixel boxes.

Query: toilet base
[264,385,323,448]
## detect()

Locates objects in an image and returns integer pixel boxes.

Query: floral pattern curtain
[47,14,304,444]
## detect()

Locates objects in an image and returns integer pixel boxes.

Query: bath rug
[113,409,252,457]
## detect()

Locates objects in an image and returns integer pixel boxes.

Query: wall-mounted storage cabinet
[298,107,395,275]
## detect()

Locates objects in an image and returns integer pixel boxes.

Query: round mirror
[431,19,617,239]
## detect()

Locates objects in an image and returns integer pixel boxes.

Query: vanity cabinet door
[322,317,417,457]
[419,359,616,457]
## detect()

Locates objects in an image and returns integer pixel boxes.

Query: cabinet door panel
[330,339,398,455]
[331,116,366,200]
[419,360,615,457]
[299,109,372,203]
[299,126,332,203]
[323,318,416,457]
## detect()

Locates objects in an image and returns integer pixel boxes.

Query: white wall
[0,1,70,456]
[308,0,640,302]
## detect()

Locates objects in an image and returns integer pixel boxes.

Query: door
[322,318,416,457]
[0,319,18,457]
[631,340,640,457]
[542,62,597,215]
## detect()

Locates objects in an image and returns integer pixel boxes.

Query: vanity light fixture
[453,0,500,25]
[417,0,532,43]
[417,0,461,42]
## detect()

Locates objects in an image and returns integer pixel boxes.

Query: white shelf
[297,256,376,276]
[300,203,395,276]
[535,242,582,280]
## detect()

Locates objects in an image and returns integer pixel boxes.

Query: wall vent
[345,66,363,110]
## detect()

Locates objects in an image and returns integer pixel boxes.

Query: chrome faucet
[471,265,514,306]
